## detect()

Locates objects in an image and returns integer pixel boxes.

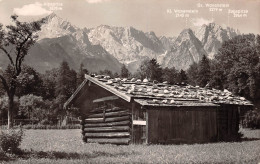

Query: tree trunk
[8,94,14,129]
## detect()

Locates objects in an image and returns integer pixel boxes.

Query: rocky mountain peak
[194,22,238,59]
[12,16,240,73]
[38,13,79,40]
[45,12,57,20]
[176,29,198,44]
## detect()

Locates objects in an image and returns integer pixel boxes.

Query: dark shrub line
[0,124,80,130]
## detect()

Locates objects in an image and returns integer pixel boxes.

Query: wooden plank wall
[147,107,218,144]
[82,107,131,145]
[131,103,147,144]
[217,105,240,141]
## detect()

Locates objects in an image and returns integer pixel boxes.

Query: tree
[113,72,119,78]
[136,59,163,82]
[19,94,46,121]
[209,60,225,90]
[0,15,45,128]
[0,68,5,95]
[77,63,88,87]
[0,83,4,95]
[55,61,77,99]
[41,68,58,100]
[187,62,199,86]
[0,96,8,121]
[120,64,130,78]
[0,95,19,122]
[197,55,211,87]
[162,67,178,84]
[99,69,113,77]
[214,34,260,102]
[178,69,188,84]
[55,61,77,120]
[136,59,149,80]
[16,65,43,97]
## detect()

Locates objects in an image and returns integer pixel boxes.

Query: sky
[0,0,259,37]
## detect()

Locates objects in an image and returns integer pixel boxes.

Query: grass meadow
[0,128,260,163]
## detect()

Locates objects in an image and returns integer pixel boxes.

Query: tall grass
[1,129,260,163]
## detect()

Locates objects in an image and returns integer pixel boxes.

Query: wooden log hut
[64,74,253,145]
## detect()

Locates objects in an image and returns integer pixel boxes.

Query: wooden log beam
[81,115,86,137]
[85,115,130,123]
[85,132,130,138]
[88,111,129,118]
[85,120,130,127]
[93,95,119,103]
[87,138,130,145]
[90,107,124,113]
[84,126,130,132]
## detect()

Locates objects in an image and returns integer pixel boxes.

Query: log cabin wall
[147,106,218,144]
[82,105,131,145]
[76,82,132,145]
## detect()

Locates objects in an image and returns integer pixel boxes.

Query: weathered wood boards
[147,106,218,144]
[71,75,252,146]
[87,138,130,145]
[85,116,130,123]
[84,126,130,132]
[84,120,130,127]
[83,107,131,145]
[85,132,130,138]
[88,111,129,118]
[217,104,240,141]
[93,95,119,103]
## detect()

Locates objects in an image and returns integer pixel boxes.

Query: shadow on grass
[239,137,260,142]
[0,149,139,162]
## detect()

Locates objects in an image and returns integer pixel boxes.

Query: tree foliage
[120,64,130,78]
[197,55,211,87]
[19,94,46,120]
[178,69,188,84]
[99,69,113,78]
[76,63,88,87]
[187,62,199,86]
[0,15,45,128]
[41,68,58,100]
[16,65,43,97]
[242,109,260,129]
[162,67,178,84]
[209,60,225,90]
[214,34,260,101]
[136,58,163,82]
[55,61,77,100]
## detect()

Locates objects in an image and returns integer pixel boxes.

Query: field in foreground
[1,128,260,164]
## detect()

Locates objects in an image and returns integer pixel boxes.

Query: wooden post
[103,108,106,122]
[216,106,221,141]
[131,102,135,144]
[145,109,149,144]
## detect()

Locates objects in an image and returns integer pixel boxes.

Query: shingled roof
[64,74,252,109]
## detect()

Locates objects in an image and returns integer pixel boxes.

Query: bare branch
[15,34,31,75]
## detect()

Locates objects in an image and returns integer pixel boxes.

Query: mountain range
[0,13,239,73]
